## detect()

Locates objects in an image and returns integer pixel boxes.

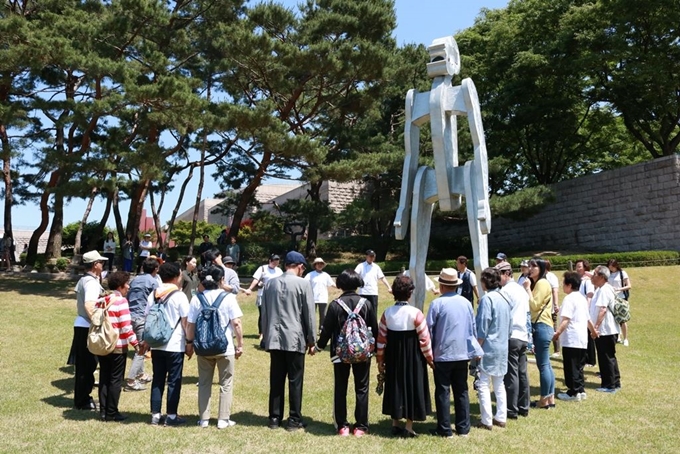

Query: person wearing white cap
[305,258,336,331]
[71,250,108,410]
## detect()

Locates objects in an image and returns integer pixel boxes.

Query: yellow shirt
[529,279,553,326]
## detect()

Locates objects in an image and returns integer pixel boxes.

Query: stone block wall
[485,155,680,252]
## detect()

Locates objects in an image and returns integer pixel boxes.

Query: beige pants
[197,354,235,421]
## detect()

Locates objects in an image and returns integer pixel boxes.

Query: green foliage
[61,222,111,248]
[490,185,556,220]
[508,251,680,270]
[55,258,70,272]
[170,221,223,246]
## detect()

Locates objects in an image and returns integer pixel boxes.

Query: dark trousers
[595,334,621,389]
[333,361,371,430]
[73,327,98,409]
[362,295,378,315]
[504,338,529,417]
[103,253,115,271]
[269,350,305,423]
[98,352,127,417]
[586,331,597,366]
[151,350,185,414]
[562,347,586,395]
[136,255,147,274]
[433,360,470,436]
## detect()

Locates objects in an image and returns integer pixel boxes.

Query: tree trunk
[45,191,65,260]
[305,181,323,258]
[165,164,195,250]
[229,151,272,238]
[112,187,126,243]
[27,171,60,265]
[125,179,151,241]
[0,123,12,236]
[88,189,113,252]
[74,187,98,256]
[149,190,163,247]
[189,133,208,256]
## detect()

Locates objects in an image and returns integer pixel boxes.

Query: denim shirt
[127,274,159,319]
[476,289,513,376]
[426,292,478,362]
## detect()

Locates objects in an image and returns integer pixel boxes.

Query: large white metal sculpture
[394,36,491,310]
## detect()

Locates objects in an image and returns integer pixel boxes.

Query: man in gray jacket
[261,251,316,432]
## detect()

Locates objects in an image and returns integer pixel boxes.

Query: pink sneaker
[353,428,367,437]
[338,427,350,436]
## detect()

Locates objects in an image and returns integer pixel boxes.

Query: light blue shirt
[476,289,513,376]
[426,292,477,362]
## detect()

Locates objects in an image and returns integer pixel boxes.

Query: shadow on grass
[0,276,75,300]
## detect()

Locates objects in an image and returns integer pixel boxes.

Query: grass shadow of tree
[0,276,75,300]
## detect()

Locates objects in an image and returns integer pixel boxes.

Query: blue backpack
[144,290,181,348]
[194,292,229,356]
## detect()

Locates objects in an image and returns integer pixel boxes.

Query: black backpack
[460,269,474,303]
[194,292,229,356]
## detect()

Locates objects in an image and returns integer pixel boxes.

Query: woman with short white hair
[589,265,621,393]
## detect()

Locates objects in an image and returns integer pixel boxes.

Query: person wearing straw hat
[426,268,478,438]
[305,257,336,332]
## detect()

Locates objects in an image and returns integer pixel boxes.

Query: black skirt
[382,329,432,421]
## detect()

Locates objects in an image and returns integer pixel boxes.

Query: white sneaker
[217,419,236,429]
[557,392,581,401]
[198,420,209,428]
[579,392,587,401]
[623,339,629,347]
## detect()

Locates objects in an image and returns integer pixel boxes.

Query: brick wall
[486,155,680,252]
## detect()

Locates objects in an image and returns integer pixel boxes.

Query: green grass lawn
[1,266,679,453]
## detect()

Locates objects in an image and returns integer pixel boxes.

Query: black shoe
[428,428,454,438]
[391,426,404,436]
[75,397,97,411]
[268,417,281,430]
[164,416,186,427]
[507,413,518,420]
[518,411,529,417]
[105,413,128,422]
[285,419,307,432]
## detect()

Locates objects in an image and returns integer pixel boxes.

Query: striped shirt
[97,291,138,351]
[377,302,433,364]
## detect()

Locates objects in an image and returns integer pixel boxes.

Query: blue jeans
[151,350,185,415]
[533,323,555,397]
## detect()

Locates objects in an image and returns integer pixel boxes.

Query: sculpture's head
[426,36,460,78]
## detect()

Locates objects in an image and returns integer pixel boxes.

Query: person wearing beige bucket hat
[426,268,476,437]
[305,258,336,332]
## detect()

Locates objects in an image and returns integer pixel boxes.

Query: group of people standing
[69,245,630,439]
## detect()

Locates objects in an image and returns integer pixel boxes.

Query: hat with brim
[438,268,463,286]
[520,260,529,268]
[313,257,326,266]
[496,252,507,261]
[224,256,236,264]
[144,233,151,238]
[365,249,376,256]
[83,250,108,263]
[495,261,512,273]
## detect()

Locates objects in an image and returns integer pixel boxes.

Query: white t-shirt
[103,239,116,253]
[74,274,103,328]
[253,265,283,297]
[355,261,385,296]
[139,239,152,257]
[590,283,619,336]
[608,270,629,298]
[579,277,594,299]
[188,289,243,356]
[559,291,589,349]
[403,269,436,292]
[502,281,531,342]
[145,285,191,352]
[546,272,559,289]
[517,274,529,287]
[305,270,335,304]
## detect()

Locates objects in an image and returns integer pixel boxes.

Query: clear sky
[4,0,509,230]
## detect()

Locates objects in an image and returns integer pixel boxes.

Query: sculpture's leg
[409,166,437,311]
[394,88,421,240]
[464,161,489,298]
[462,78,491,234]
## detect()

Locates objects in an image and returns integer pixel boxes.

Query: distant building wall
[453,155,680,253]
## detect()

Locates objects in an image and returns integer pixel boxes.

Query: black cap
[366,249,376,256]
[269,254,280,261]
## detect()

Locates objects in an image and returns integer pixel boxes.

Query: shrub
[55,258,70,272]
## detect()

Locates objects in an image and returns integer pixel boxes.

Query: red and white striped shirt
[376,302,433,364]
[97,292,138,351]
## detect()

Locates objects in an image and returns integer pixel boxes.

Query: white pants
[477,371,507,426]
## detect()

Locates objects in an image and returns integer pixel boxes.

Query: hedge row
[234,250,679,278]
